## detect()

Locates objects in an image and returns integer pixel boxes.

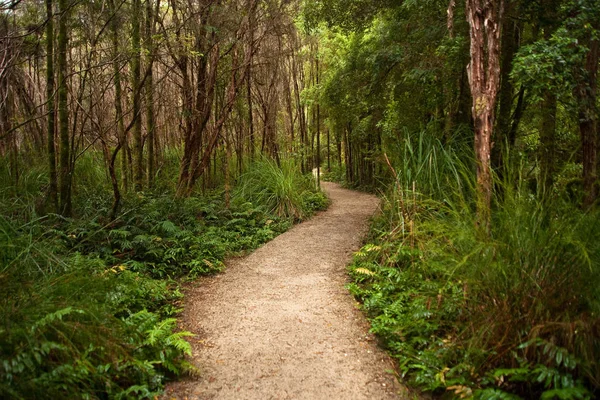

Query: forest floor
[163,182,410,399]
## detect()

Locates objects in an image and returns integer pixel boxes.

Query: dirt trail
[164,182,408,399]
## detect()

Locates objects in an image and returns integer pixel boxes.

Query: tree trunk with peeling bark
[466,0,504,230]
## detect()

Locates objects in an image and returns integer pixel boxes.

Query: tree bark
[539,91,557,192]
[246,0,255,161]
[131,0,143,191]
[466,0,504,230]
[58,0,71,216]
[577,37,599,208]
[46,0,58,212]
[316,52,320,188]
[493,11,519,176]
[145,0,157,188]
[110,0,127,193]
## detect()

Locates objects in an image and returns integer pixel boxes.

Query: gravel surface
[163,182,411,399]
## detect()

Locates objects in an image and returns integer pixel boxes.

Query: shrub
[348,131,600,398]
[234,157,328,221]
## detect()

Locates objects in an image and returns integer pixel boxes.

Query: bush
[0,218,192,399]
[234,157,328,221]
[347,132,600,398]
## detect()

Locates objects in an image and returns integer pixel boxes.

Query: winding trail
[164,182,407,399]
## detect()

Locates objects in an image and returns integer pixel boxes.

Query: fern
[31,307,85,332]
[473,388,523,399]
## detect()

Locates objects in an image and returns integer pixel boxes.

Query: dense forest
[1,0,599,398]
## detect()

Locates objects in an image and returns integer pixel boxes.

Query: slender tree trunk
[508,85,525,146]
[111,0,127,193]
[224,137,231,208]
[466,0,504,230]
[107,0,124,214]
[327,128,330,171]
[58,0,71,216]
[336,131,342,167]
[346,122,353,184]
[46,0,58,212]
[182,38,251,196]
[246,0,255,161]
[577,37,599,208]
[145,0,156,188]
[538,4,560,194]
[132,0,143,191]
[291,46,307,173]
[493,12,519,176]
[316,53,320,187]
[539,91,557,192]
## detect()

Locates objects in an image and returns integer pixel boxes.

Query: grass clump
[234,157,328,221]
[347,131,600,399]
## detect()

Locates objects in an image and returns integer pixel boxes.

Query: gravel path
[163,182,408,399]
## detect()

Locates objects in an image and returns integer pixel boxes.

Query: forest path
[164,182,407,400]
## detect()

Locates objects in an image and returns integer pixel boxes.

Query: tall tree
[110,0,127,193]
[46,0,58,211]
[131,0,143,191]
[246,0,255,160]
[466,0,504,228]
[57,0,71,216]
[315,47,320,187]
[492,1,520,177]
[145,0,157,188]
[538,0,561,193]
[577,34,598,208]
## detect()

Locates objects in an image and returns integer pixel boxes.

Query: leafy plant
[347,132,600,398]
[234,157,328,221]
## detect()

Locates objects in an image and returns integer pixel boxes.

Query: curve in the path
[164,182,408,400]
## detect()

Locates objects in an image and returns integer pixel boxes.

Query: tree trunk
[466,0,504,230]
[539,91,557,192]
[246,0,255,161]
[132,0,143,191]
[224,137,231,208]
[316,53,320,188]
[577,37,599,208]
[327,128,330,171]
[58,0,71,216]
[46,0,58,212]
[336,130,342,167]
[493,12,519,176]
[145,0,157,188]
[537,2,560,194]
[109,0,127,199]
[291,46,307,174]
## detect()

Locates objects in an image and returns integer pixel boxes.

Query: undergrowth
[234,157,328,221]
[347,131,600,399]
[0,153,327,399]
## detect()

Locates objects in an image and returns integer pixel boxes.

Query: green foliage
[511,28,587,102]
[0,152,328,399]
[234,157,328,221]
[347,134,600,398]
[321,163,346,184]
[0,213,192,399]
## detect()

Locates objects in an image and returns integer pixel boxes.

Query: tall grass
[234,157,328,221]
[387,127,466,197]
[349,130,600,397]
